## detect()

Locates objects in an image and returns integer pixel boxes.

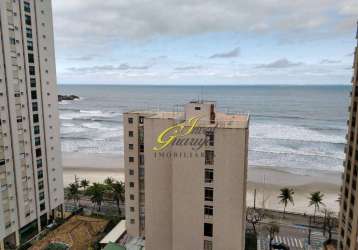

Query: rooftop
[100,220,126,245]
[125,101,249,128]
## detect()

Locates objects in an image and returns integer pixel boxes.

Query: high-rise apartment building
[0,0,63,249]
[338,22,358,250]
[124,101,249,250]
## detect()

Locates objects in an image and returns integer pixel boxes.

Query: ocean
[58,85,350,175]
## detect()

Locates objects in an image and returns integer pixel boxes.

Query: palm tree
[110,181,125,216]
[265,221,280,250]
[104,177,115,186]
[80,179,90,192]
[86,183,106,211]
[66,183,80,207]
[278,187,294,218]
[309,191,324,222]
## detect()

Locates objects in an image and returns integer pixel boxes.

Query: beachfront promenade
[63,195,337,250]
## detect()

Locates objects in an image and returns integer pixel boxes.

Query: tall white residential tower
[0,0,63,248]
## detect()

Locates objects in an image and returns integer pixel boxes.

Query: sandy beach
[62,152,341,215]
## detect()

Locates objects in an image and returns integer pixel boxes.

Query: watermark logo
[153,116,201,151]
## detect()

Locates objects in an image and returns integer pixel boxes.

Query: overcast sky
[53,0,358,85]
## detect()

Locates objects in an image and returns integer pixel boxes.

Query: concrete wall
[213,128,248,250]
[144,117,174,250]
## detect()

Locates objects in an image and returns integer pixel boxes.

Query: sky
[52,0,358,85]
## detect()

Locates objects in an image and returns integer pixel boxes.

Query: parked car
[271,242,290,250]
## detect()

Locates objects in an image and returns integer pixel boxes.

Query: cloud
[346,52,355,57]
[256,58,303,69]
[53,0,358,48]
[320,59,342,64]
[174,65,203,71]
[209,47,240,59]
[67,55,97,61]
[67,64,150,73]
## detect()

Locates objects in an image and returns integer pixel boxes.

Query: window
[129,169,134,175]
[130,219,135,224]
[30,78,36,88]
[17,116,22,123]
[129,131,134,137]
[130,194,134,200]
[27,40,33,51]
[39,191,45,201]
[37,170,43,179]
[206,131,214,146]
[0,159,5,166]
[128,117,133,124]
[40,202,45,211]
[25,15,32,25]
[195,106,201,110]
[26,28,32,38]
[38,180,44,190]
[14,92,21,98]
[130,207,135,212]
[32,102,38,112]
[204,240,212,250]
[34,125,40,134]
[139,116,144,124]
[129,157,134,163]
[205,169,214,183]
[130,182,134,188]
[205,187,213,201]
[129,144,134,150]
[28,53,34,63]
[204,205,213,217]
[31,90,37,99]
[139,155,144,165]
[204,223,213,237]
[9,38,16,45]
[29,66,35,75]
[205,150,214,165]
[36,148,41,157]
[139,167,144,177]
[33,114,39,123]
[35,137,40,146]
[139,144,144,153]
[24,2,31,12]
[37,159,42,168]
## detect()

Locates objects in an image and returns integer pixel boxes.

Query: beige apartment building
[0,0,63,249]
[124,101,249,250]
[338,22,358,250]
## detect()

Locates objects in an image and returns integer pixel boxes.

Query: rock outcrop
[58,94,79,102]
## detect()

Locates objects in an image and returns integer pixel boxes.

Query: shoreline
[62,152,341,214]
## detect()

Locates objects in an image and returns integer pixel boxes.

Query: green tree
[104,177,115,186]
[80,179,90,192]
[278,187,294,218]
[309,191,324,222]
[110,181,125,216]
[66,183,80,207]
[265,221,280,250]
[86,183,106,211]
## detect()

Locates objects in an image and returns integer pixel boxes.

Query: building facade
[338,22,358,250]
[0,0,63,249]
[124,101,249,250]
